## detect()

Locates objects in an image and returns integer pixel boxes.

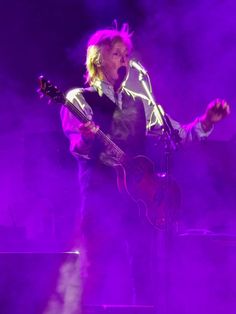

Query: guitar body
[115,155,181,229]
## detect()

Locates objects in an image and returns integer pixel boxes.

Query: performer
[60,23,230,307]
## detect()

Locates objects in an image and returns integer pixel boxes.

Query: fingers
[79,121,99,133]
[206,98,230,123]
[222,101,231,115]
[83,121,99,133]
[209,99,230,113]
[216,99,230,116]
[214,98,229,107]
[79,121,99,142]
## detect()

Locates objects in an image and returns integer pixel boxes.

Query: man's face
[99,40,130,86]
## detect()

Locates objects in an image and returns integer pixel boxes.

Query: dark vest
[78,88,147,193]
[82,88,147,157]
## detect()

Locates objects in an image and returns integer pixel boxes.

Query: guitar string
[64,99,126,160]
[42,80,125,160]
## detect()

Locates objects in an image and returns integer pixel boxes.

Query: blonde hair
[85,23,133,85]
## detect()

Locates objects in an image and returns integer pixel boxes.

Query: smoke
[132,0,236,140]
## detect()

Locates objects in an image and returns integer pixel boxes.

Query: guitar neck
[64,98,126,161]
[38,75,125,162]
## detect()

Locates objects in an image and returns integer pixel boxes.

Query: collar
[92,79,124,108]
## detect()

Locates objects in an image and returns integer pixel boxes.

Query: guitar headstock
[38,75,66,104]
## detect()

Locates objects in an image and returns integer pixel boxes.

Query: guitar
[38,76,180,229]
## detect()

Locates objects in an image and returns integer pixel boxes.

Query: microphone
[129,59,148,75]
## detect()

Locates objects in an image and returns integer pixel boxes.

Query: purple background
[1,0,236,247]
[0,1,236,313]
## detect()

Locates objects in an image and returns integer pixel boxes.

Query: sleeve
[60,88,93,159]
[168,116,213,142]
[145,102,213,142]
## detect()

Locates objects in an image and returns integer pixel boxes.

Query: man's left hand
[201,98,230,132]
